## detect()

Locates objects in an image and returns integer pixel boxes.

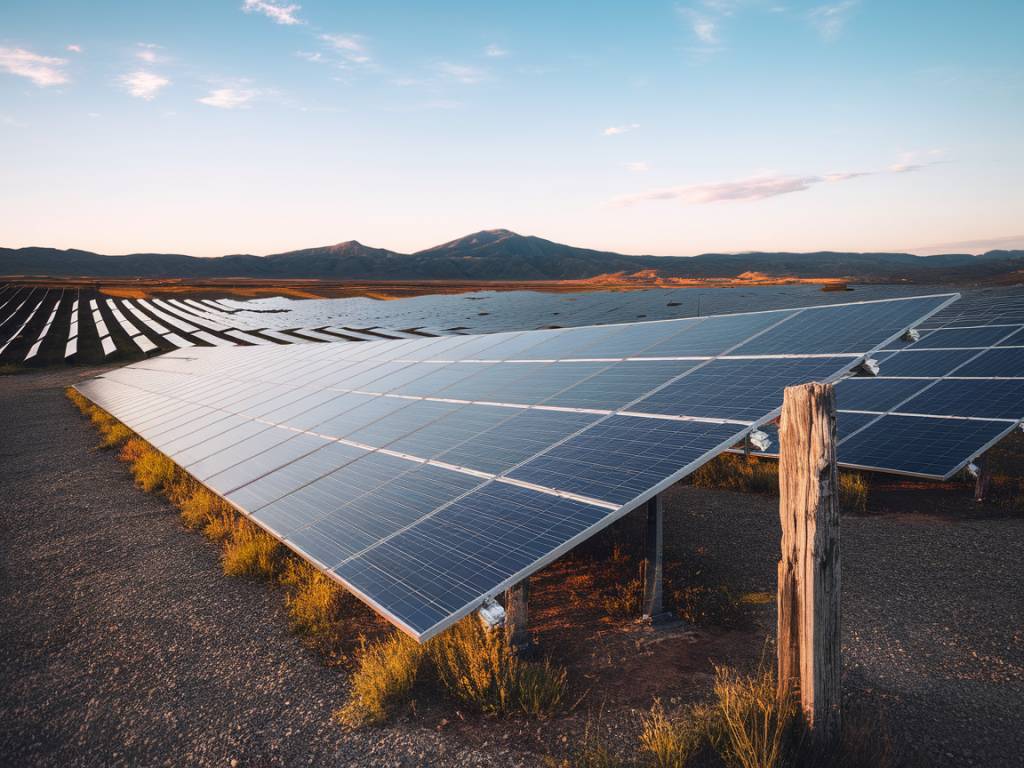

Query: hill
[1,229,1022,283]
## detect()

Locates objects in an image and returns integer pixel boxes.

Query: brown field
[1,272,852,301]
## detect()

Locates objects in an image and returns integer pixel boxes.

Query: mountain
[1,229,1022,283]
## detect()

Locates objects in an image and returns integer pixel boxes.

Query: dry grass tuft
[602,577,644,618]
[279,558,362,656]
[334,633,426,729]
[713,663,794,768]
[693,454,871,514]
[692,454,779,495]
[131,450,177,493]
[429,616,566,717]
[118,437,149,463]
[640,699,711,768]
[221,519,283,578]
[838,472,869,515]
[566,723,627,768]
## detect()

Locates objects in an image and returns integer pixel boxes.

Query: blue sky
[1,1,1022,257]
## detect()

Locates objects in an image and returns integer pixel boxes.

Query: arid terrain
[2,273,853,302]
[2,366,1021,767]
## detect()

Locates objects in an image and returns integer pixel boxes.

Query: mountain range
[2,229,1022,283]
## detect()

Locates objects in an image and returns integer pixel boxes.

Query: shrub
[640,699,705,768]
[429,616,521,715]
[429,616,567,718]
[838,472,869,515]
[202,507,236,542]
[335,633,426,728]
[713,663,794,768]
[65,387,90,413]
[178,485,223,530]
[279,558,355,655]
[118,437,150,463]
[515,657,568,717]
[221,519,282,578]
[692,455,778,495]
[131,450,177,493]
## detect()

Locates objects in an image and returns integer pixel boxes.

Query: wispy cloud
[625,161,651,172]
[603,123,640,136]
[119,71,170,100]
[320,34,371,65]
[436,62,485,84]
[198,88,259,109]
[135,43,162,63]
[485,44,508,58]
[611,158,935,206]
[242,0,302,25]
[678,7,719,44]
[66,44,82,54]
[809,0,858,40]
[0,47,69,87]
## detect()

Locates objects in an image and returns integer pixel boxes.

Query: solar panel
[75,294,954,640]
[745,287,1024,479]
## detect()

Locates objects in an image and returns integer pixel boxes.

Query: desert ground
[1,366,1021,767]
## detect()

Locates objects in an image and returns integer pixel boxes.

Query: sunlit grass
[334,633,426,728]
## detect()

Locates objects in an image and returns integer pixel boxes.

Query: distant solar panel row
[0,288,457,364]
[76,294,953,639]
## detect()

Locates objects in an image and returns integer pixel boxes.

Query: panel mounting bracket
[856,357,880,377]
[748,429,772,452]
[478,598,506,630]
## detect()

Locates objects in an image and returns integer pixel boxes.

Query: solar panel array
[747,287,1024,479]
[0,286,456,365]
[75,294,953,640]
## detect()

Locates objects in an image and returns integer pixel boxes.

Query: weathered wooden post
[777,382,841,748]
[504,578,531,652]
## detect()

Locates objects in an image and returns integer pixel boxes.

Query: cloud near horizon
[611,161,933,206]
[0,47,69,87]
[118,70,170,100]
[241,0,302,25]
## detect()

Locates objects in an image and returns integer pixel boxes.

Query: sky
[1,0,1022,258]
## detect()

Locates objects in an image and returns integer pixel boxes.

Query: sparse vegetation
[429,615,567,717]
[130,449,177,493]
[713,663,794,768]
[335,633,427,728]
[640,699,707,767]
[602,577,644,618]
[221,518,283,578]
[692,454,871,515]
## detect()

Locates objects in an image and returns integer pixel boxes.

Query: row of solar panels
[216,283,942,334]
[745,289,1024,478]
[76,294,957,640]
[0,285,455,364]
